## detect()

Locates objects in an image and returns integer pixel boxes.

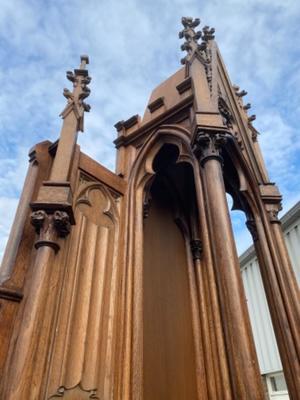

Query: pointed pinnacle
[80,55,89,69]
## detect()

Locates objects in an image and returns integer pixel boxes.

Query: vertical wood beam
[194,131,265,399]
[253,208,300,400]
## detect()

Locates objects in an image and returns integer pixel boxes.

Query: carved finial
[179,17,215,65]
[248,115,256,122]
[60,55,92,131]
[243,103,251,110]
[236,89,247,97]
[202,25,215,41]
[80,55,89,69]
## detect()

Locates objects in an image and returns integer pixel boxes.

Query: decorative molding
[50,385,99,399]
[233,85,258,132]
[79,172,96,186]
[31,210,71,252]
[76,183,118,226]
[148,97,164,113]
[143,198,152,219]
[263,200,282,225]
[267,209,281,224]
[233,131,244,150]
[218,97,234,129]
[233,85,247,109]
[53,211,71,237]
[31,210,47,234]
[249,125,259,142]
[0,287,23,302]
[193,131,228,166]
[176,77,192,94]
[190,239,202,260]
[114,114,140,134]
[45,181,119,399]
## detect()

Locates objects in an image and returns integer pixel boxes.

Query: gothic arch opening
[142,143,198,400]
[222,147,285,386]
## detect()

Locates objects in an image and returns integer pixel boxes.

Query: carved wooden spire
[179,17,215,65]
[60,55,91,132]
[31,55,92,241]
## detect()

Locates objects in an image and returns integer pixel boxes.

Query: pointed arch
[119,124,206,400]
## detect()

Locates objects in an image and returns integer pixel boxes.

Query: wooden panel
[46,182,120,399]
[143,197,198,400]
[79,152,127,195]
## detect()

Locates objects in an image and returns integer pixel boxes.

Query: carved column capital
[264,202,282,224]
[267,208,281,224]
[31,210,71,252]
[193,131,229,166]
[190,239,203,260]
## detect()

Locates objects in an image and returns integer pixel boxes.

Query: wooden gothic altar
[0,17,299,400]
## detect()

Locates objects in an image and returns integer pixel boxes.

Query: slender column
[250,204,300,399]
[194,131,265,399]
[193,161,233,399]
[0,212,70,399]
[266,205,300,350]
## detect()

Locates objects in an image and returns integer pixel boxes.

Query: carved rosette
[193,131,228,166]
[190,239,202,260]
[31,210,71,252]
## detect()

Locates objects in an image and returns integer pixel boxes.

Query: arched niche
[142,143,199,400]
[120,126,204,399]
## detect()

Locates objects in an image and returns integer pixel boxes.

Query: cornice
[114,94,194,148]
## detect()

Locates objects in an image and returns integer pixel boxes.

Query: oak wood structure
[0,18,299,400]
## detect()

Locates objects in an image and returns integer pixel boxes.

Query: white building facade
[240,201,300,400]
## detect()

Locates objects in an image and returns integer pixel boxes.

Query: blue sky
[0,0,300,259]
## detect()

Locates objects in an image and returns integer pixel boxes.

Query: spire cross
[61,54,91,131]
[30,55,92,241]
[49,55,92,182]
[179,17,215,65]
